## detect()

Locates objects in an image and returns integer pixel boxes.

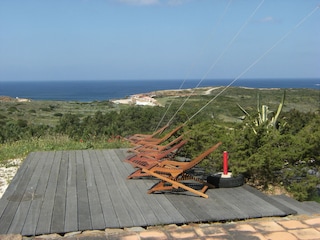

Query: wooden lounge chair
[127,137,188,160]
[129,134,185,154]
[140,142,222,198]
[126,138,188,179]
[125,124,169,143]
[132,124,184,146]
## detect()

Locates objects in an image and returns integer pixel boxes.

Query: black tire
[207,173,244,188]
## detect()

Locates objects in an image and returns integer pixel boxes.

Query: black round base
[207,173,244,188]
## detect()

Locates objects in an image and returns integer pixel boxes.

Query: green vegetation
[0,87,319,201]
[0,135,130,166]
[185,111,320,201]
[237,91,286,133]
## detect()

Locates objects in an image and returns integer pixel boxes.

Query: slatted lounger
[125,124,169,143]
[126,138,188,179]
[141,142,222,198]
[130,124,184,146]
[129,134,186,153]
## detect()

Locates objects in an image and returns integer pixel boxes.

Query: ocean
[0,79,319,102]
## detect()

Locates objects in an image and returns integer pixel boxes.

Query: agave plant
[238,91,286,134]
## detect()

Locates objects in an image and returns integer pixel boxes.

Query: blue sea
[0,79,319,102]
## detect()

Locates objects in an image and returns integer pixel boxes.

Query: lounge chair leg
[127,169,152,179]
[143,169,209,198]
[148,181,177,194]
[201,185,209,193]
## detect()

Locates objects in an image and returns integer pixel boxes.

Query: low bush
[0,134,130,165]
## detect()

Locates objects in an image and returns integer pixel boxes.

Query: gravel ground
[0,158,22,199]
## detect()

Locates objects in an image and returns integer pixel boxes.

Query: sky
[0,0,319,81]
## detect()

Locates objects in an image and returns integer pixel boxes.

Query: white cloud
[117,0,159,5]
[261,16,274,22]
[167,0,190,6]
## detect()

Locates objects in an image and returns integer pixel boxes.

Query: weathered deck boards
[0,149,296,236]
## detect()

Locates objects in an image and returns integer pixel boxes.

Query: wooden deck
[0,149,296,236]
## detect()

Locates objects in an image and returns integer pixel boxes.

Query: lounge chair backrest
[136,124,184,145]
[157,124,184,142]
[128,124,169,141]
[155,139,188,156]
[149,124,169,138]
[140,134,185,150]
[137,138,188,160]
[182,142,222,170]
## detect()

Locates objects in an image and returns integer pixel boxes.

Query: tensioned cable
[167,0,265,126]
[154,0,233,131]
[185,4,320,124]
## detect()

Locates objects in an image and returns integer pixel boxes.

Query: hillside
[1,86,319,202]
[0,87,318,127]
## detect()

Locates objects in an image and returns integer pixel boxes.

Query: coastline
[0,79,319,102]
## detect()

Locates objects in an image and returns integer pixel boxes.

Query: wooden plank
[8,152,48,235]
[121,160,166,225]
[90,150,120,228]
[209,186,283,220]
[303,201,320,213]
[35,151,61,235]
[167,193,212,223]
[82,150,106,230]
[110,149,166,226]
[126,181,164,226]
[0,153,33,219]
[0,149,300,235]
[51,151,68,233]
[243,185,296,216]
[270,194,313,215]
[76,150,92,231]
[197,189,241,222]
[99,150,134,227]
[64,150,78,232]
[107,149,155,226]
[113,148,129,160]
[223,187,281,218]
[182,196,214,222]
[120,149,186,225]
[22,152,55,236]
[119,148,198,223]
[0,152,40,234]
[164,194,204,222]
[207,188,251,220]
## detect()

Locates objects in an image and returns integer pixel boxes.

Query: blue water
[0,79,319,102]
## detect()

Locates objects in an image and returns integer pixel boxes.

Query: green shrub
[40,107,51,112]
[29,109,36,114]
[0,134,130,164]
[17,119,28,128]
[7,106,18,112]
